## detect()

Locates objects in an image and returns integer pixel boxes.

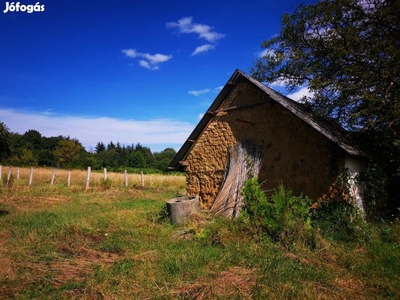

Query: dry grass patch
[3,167,186,192]
[0,195,71,213]
[173,266,259,299]
[44,247,119,287]
[0,229,15,281]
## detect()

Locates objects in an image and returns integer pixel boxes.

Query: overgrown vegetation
[241,179,312,246]
[310,172,367,242]
[1,176,399,299]
[241,176,369,246]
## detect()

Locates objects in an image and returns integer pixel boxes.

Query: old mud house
[168,70,367,211]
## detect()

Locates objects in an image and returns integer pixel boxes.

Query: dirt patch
[173,266,259,299]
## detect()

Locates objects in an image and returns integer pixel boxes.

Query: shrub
[242,178,312,246]
[101,178,112,190]
[310,172,367,242]
[356,162,390,219]
[310,200,366,242]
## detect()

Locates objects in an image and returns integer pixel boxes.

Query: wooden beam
[179,161,189,166]
[209,99,266,114]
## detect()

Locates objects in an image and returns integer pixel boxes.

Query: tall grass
[1,167,186,193]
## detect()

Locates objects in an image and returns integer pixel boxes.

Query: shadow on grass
[0,209,9,216]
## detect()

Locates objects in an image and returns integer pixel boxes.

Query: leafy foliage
[311,200,366,242]
[242,178,312,245]
[356,162,389,219]
[54,139,84,168]
[251,0,399,131]
[241,174,371,245]
[310,171,367,242]
[0,121,11,162]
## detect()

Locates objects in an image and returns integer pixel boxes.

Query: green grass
[0,184,399,299]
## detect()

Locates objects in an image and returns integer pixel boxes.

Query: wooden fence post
[6,166,12,186]
[29,167,34,186]
[85,166,91,190]
[141,170,144,187]
[124,170,128,187]
[50,168,56,185]
[104,168,107,181]
[17,168,20,180]
[67,170,71,187]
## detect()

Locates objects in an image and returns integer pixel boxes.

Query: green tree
[95,142,106,154]
[252,0,399,129]
[128,151,146,169]
[0,122,11,163]
[107,141,116,151]
[38,136,63,166]
[104,148,120,169]
[54,139,83,168]
[18,148,38,166]
[153,148,177,170]
[22,129,42,150]
[251,0,400,212]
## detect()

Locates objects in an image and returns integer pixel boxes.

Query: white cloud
[121,48,172,70]
[121,49,138,58]
[269,78,290,88]
[188,86,222,96]
[142,53,172,64]
[287,87,314,102]
[0,108,194,152]
[166,17,225,43]
[139,60,156,70]
[198,113,204,119]
[258,48,275,58]
[191,44,214,56]
[188,89,211,96]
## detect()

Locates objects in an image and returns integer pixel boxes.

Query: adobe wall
[186,79,346,208]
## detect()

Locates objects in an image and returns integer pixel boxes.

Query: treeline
[0,122,177,173]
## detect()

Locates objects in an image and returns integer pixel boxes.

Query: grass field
[0,168,399,299]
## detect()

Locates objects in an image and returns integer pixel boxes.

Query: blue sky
[0,0,315,152]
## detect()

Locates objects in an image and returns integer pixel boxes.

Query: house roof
[168,69,366,171]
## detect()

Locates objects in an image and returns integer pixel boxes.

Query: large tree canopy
[54,139,84,168]
[251,0,399,139]
[251,0,400,212]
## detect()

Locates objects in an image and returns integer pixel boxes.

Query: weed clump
[241,174,370,246]
[101,178,112,190]
[241,178,312,247]
[310,172,367,242]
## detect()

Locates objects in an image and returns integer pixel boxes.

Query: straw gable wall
[186,80,346,209]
